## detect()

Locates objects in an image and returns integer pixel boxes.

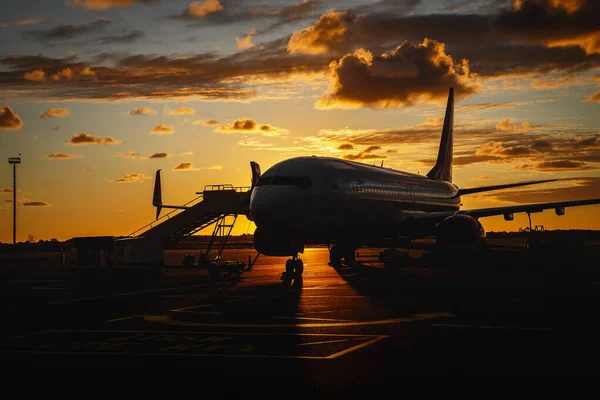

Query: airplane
[243,87,600,275]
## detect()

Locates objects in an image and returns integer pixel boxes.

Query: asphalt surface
[2,247,600,390]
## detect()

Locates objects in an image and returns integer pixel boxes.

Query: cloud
[0,19,46,28]
[215,118,288,135]
[164,105,196,115]
[514,160,596,171]
[173,162,200,171]
[0,188,21,193]
[66,0,157,10]
[207,164,223,169]
[585,92,600,102]
[150,124,175,134]
[23,69,46,82]
[111,172,152,183]
[0,106,24,130]
[23,201,51,207]
[114,151,141,157]
[40,108,70,118]
[45,153,80,159]
[180,0,224,18]
[495,118,532,132]
[128,107,157,116]
[472,176,491,180]
[482,177,600,204]
[317,39,479,109]
[337,143,354,150]
[24,18,111,41]
[342,145,387,161]
[193,119,219,126]
[236,28,258,50]
[148,152,170,159]
[100,29,144,44]
[68,132,122,145]
[288,10,355,55]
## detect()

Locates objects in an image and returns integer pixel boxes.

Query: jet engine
[434,214,485,247]
[253,228,304,256]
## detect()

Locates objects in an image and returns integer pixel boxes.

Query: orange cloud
[288,10,354,55]
[150,124,175,134]
[342,145,387,161]
[337,143,353,150]
[114,151,141,157]
[111,172,152,183]
[0,18,45,28]
[23,200,51,207]
[495,118,533,132]
[128,107,157,116]
[147,152,171,159]
[514,160,595,171]
[40,108,70,118]
[317,39,479,109]
[215,118,288,135]
[23,69,46,82]
[173,162,200,171]
[51,68,74,81]
[585,92,600,102]
[236,28,258,50]
[164,105,196,115]
[181,0,224,18]
[68,132,121,145]
[193,119,219,126]
[0,106,23,130]
[45,153,80,159]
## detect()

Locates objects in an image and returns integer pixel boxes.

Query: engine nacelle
[435,214,485,247]
[503,213,514,221]
[555,207,565,216]
[253,228,304,256]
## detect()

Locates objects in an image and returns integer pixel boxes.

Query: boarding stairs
[128,184,251,243]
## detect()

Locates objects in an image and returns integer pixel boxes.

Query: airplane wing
[405,198,600,223]
[457,179,556,196]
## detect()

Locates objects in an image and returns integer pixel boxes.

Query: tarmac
[1,247,600,390]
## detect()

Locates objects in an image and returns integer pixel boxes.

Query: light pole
[8,155,21,245]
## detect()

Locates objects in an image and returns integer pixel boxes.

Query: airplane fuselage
[249,156,460,248]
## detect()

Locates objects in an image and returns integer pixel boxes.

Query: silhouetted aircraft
[244,88,600,275]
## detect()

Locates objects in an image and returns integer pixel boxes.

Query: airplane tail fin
[427,87,454,183]
[152,169,162,220]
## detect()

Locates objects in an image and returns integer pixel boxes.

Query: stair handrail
[127,193,204,237]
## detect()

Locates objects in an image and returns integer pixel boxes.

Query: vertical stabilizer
[427,87,454,182]
[152,169,162,220]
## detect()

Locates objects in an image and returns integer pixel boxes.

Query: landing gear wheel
[285,259,294,274]
[294,259,304,275]
[329,245,343,268]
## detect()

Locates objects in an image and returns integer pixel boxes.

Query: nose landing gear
[285,254,304,276]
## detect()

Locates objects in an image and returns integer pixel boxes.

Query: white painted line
[431,323,552,331]
[326,336,389,359]
[275,316,353,322]
[298,339,353,346]
[106,314,149,323]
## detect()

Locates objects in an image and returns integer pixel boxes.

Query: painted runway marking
[431,323,552,331]
[2,330,388,360]
[106,314,149,323]
[171,304,212,312]
[274,316,353,322]
[144,312,452,328]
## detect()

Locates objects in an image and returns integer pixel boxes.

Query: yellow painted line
[431,323,552,331]
[326,336,389,359]
[274,316,353,322]
[298,339,355,346]
[144,312,453,328]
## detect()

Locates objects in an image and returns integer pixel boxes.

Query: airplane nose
[250,186,297,230]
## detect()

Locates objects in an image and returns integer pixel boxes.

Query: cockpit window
[256,176,312,189]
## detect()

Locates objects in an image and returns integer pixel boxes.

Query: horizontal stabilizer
[152,169,189,220]
[457,179,556,197]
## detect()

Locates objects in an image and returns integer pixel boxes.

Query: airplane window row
[345,185,448,199]
[257,176,312,189]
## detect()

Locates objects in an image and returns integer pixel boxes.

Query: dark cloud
[68,132,121,145]
[483,177,600,204]
[514,160,596,171]
[100,29,144,44]
[0,106,23,130]
[173,162,199,171]
[128,107,157,115]
[23,201,51,207]
[148,152,170,158]
[150,124,174,134]
[342,145,387,160]
[317,39,478,109]
[24,18,111,41]
[215,118,288,135]
[337,143,354,150]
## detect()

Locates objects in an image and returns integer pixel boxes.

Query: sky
[0,0,599,242]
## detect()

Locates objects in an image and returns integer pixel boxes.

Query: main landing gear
[285,255,304,276]
[328,245,356,269]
